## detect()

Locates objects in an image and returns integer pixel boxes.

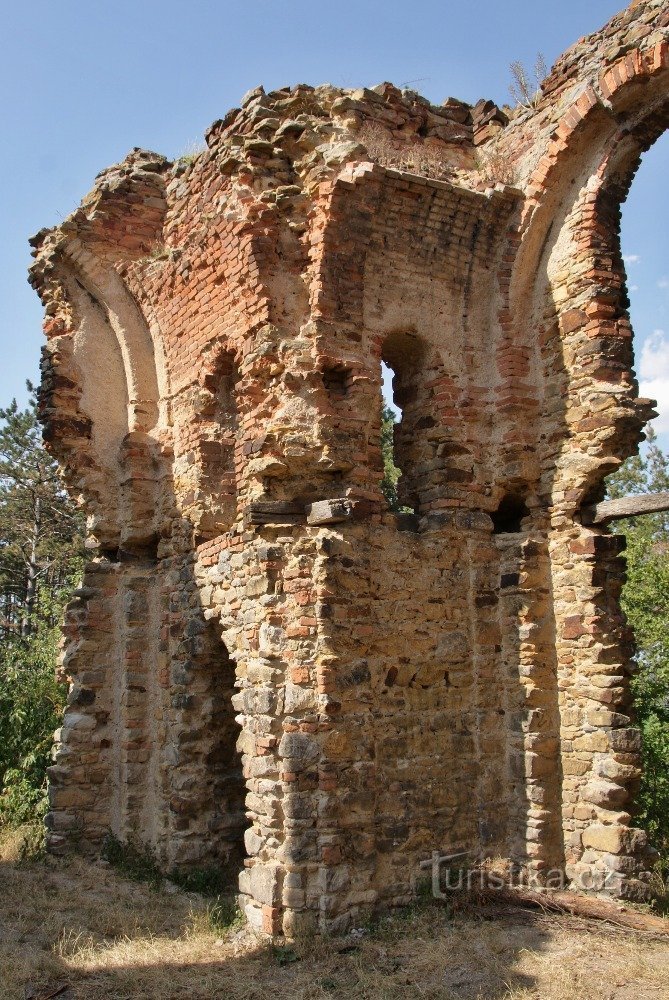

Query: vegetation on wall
[508,54,548,110]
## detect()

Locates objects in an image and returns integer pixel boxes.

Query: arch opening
[619,130,669,453]
[520,86,669,897]
[173,618,248,880]
[381,331,430,515]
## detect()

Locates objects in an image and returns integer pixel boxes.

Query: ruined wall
[30,0,669,934]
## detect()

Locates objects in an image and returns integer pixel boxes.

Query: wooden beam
[482,886,669,936]
[245,501,305,525]
[306,498,355,525]
[582,491,669,525]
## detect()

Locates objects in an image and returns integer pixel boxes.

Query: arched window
[381,332,428,514]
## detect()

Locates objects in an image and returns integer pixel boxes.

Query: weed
[16,820,46,865]
[357,121,454,180]
[509,54,548,109]
[273,943,300,966]
[149,243,171,262]
[101,833,163,889]
[100,833,238,911]
[475,136,518,186]
[169,865,229,897]
[414,873,434,903]
[649,857,669,916]
[206,895,244,933]
[138,242,182,268]
[175,139,206,166]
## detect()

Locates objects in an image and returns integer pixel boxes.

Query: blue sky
[1,0,666,444]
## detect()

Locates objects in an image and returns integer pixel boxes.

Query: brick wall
[30,0,669,933]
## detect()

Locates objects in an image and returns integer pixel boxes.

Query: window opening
[491,493,529,534]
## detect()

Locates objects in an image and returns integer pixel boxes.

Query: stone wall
[30,0,669,934]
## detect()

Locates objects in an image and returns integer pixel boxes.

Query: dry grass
[357,122,456,181]
[474,138,518,187]
[1,828,668,1000]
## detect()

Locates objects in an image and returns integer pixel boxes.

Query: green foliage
[0,386,84,637]
[273,944,300,966]
[0,587,71,826]
[607,428,669,859]
[170,865,230,896]
[102,833,165,889]
[0,388,84,828]
[16,820,48,864]
[381,404,404,512]
[207,896,244,933]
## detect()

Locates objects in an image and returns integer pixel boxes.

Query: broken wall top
[28,0,669,550]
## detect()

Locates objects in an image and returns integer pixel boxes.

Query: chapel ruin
[30,0,669,934]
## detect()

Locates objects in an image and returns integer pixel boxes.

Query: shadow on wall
[40,250,249,880]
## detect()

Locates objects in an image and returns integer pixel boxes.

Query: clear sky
[1,0,666,443]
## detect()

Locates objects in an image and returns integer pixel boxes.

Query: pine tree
[0,387,84,826]
[0,386,84,637]
[381,404,402,511]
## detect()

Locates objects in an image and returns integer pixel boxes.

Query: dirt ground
[1,829,668,1000]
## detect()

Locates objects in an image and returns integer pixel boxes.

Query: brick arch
[503,47,669,512]
[37,254,177,857]
[50,249,171,556]
[502,46,669,897]
[39,272,124,551]
[62,244,163,436]
[510,38,668,325]
[518,40,669,234]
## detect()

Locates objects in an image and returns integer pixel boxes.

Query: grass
[174,139,206,166]
[101,833,164,889]
[205,896,244,934]
[1,826,669,1000]
[649,857,669,916]
[357,121,456,181]
[101,832,239,911]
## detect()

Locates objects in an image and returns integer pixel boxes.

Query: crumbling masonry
[30,0,669,934]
